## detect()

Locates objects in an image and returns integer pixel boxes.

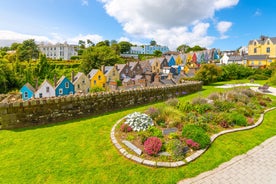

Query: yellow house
[88,69,106,89]
[149,58,161,73]
[247,36,276,68]
[175,54,183,65]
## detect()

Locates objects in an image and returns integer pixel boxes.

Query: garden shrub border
[110,107,276,168]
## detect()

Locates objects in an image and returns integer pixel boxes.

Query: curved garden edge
[110,107,276,168]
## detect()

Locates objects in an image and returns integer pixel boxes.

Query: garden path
[178,135,276,184]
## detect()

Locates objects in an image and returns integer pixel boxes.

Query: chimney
[101,65,105,74]
[35,78,38,90]
[71,70,75,82]
[54,74,57,87]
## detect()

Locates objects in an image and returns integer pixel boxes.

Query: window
[24,92,28,98]
[98,75,101,80]
[46,86,49,92]
[82,80,85,84]
[267,40,270,45]
[267,47,270,53]
[65,82,69,88]
[259,61,262,65]
[254,41,257,46]
[251,61,254,65]
[59,88,63,95]
[69,91,73,95]
[254,48,257,53]
[39,93,42,98]
[94,80,96,85]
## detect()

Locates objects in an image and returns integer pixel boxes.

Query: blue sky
[0,0,275,51]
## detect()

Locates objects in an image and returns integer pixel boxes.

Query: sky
[0,0,275,51]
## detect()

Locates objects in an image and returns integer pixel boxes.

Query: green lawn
[0,80,276,184]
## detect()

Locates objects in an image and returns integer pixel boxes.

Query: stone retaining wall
[0,82,202,129]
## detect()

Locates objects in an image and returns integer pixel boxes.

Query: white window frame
[65,82,69,88]
[59,88,63,95]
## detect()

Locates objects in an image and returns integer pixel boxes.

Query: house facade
[34,79,55,98]
[247,36,276,67]
[88,69,106,89]
[55,76,75,97]
[20,83,35,101]
[128,62,143,77]
[103,66,120,83]
[39,42,78,60]
[73,72,90,94]
[130,45,169,54]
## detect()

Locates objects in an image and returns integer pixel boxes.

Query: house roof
[128,62,138,70]
[139,60,151,71]
[228,55,244,61]
[247,55,268,60]
[249,37,276,45]
[160,79,176,85]
[116,64,126,73]
[104,66,114,76]
[88,69,99,79]
[73,72,84,83]
[56,76,66,87]
[37,79,54,90]
[24,82,36,92]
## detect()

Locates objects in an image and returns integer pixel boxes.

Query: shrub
[138,131,151,144]
[247,117,255,125]
[208,92,220,101]
[125,112,153,132]
[144,137,162,156]
[248,74,269,80]
[168,132,179,139]
[120,123,132,132]
[126,134,135,141]
[259,101,267,107]
[166,139,186,160]
[241,89,255,98]
[219,120,229,128]
[165,98,179,107]
[214,100,234,112]
[148,126,163,138]
[145,107,160,120]
[194,103,213,114]
[177,102,194,112]
[227,112,247,126]
[192,97,207,105]
[182,124,210,149]
[185,139,200,150]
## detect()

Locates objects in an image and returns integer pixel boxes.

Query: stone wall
[0,81,202,130]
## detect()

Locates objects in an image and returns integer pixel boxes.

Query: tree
[80,45,124,74]
[195,64,222,85]
[153,50,162,57]
[10,42,21,50]
[35,54,50,79]
[150,40,157,46]
[118,41,132,53]
[87,39,94,47]
[110,40,117,46]
[17,39,39,62]
[177,44,190,53]
[78,40,86,49]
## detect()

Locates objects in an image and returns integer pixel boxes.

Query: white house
[39,42,78,60]
[34,79,55,98]
[220,53,229,64]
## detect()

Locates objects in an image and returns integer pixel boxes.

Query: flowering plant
[120,123,132,132]
[124,112,153,132]
[186,139,200,150]
[144,137,162,156]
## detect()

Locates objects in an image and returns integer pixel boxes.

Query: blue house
[20,83,36,101]
[55,76,75,97]
[166,56,176,67]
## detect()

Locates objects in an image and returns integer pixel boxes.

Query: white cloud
[99,0,239,49]
[216,21,232,39]
[254,9,262,16]
[0,30,103,46]
[81,0,89,6]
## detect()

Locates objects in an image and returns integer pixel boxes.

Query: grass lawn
[0,80,275,184]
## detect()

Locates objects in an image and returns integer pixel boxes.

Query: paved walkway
[178,136,276,184]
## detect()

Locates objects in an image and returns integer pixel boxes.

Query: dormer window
[254,41,257,46]
[267,40,270,45]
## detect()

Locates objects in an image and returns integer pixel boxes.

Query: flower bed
[114,88,275,163]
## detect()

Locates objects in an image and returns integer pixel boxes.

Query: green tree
[80,45,124,74]
[195,64,222,85]
[78,40,86,49]
[17,39,39,62]
[177,44,190,53]
[153,50,162,57]
[10,42,21,50]
[87,39,94,47]
[118,41,132,53]
[35,54,50,79]
[150,40,157,46]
